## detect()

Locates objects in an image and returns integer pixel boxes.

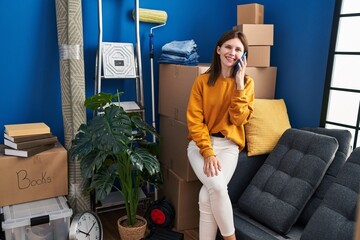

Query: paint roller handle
[149,33,154,58]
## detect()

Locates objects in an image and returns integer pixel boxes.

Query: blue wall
[0,0,335,145]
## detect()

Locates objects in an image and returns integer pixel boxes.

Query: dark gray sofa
[222,127,357,240]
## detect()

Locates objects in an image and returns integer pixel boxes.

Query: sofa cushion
[297,127,352,226]
[300,147,360,240]
[245,99,291,157]
[237,128,339,234]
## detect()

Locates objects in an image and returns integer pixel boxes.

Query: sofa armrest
[228,150,267,203]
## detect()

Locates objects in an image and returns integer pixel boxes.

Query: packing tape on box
[59,44,80,60]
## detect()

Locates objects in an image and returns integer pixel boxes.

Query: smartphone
[234,51,247,74]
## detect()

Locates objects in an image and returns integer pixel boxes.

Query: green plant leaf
[130,148,160,175]
[131,114,159,139]
[89,165,118,201]
[84,92,122,111]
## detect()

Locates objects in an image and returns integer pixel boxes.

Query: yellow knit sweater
[186,73,254,158]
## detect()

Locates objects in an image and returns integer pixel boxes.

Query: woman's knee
[199,185,227,208]
[207,181,228,196]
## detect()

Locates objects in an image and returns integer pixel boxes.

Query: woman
[186,30,254,240]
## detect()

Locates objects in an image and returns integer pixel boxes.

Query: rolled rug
[55,0,89,213]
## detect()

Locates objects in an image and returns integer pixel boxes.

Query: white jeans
[187,137,239,240]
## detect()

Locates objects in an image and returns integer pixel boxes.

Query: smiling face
[207,30,249,85]
[216,38,245,69]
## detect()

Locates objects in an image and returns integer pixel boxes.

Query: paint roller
[133,8,167,141]
[133,7,167,201]
[134,8,168,24]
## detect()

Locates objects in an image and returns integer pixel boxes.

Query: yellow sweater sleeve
[186,74,254,158]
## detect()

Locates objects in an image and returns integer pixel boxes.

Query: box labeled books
[0,142,68,206]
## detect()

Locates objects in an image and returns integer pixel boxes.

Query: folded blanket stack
[158,40,199,65]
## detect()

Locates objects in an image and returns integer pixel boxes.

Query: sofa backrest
[237,128,339,234]
[297,127,352,226]
[300,146,360,240]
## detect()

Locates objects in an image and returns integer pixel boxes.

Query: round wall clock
[69,210,103,240]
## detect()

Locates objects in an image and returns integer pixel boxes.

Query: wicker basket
[117,215,147,240]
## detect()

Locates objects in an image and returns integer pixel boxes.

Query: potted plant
[69,91,161,239]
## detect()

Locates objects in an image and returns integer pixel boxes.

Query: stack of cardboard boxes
[234,3,277,99]
[157,3,276,232]
[158,64,210,231]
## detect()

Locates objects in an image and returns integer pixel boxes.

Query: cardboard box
[237,3,264,24]
[159,166,202,231]
[233,24,274,46]
[1,196,72,240]
[159,115,197,182]
[247,46,271,67]
[0,143,68,206]
[159,64,210,124]
[246,67,277,99]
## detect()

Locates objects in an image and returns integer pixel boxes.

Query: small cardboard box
[159,166,202,231]
[1,196,72,240]
[0,143,68,207]
[233,24,274,46]
[246,67,277,99]
[159,64,210,124]
[247,46,271,67]
[237,3,264,24]
[159,115,197,182]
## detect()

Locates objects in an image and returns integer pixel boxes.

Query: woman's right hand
[203,155,222,177]
[235,52,247,90]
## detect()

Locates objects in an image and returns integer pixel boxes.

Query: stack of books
[3,122,58,157]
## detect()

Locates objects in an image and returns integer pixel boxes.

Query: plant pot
[117,215,147,240]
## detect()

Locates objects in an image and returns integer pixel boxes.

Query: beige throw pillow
[245,99,291,156]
